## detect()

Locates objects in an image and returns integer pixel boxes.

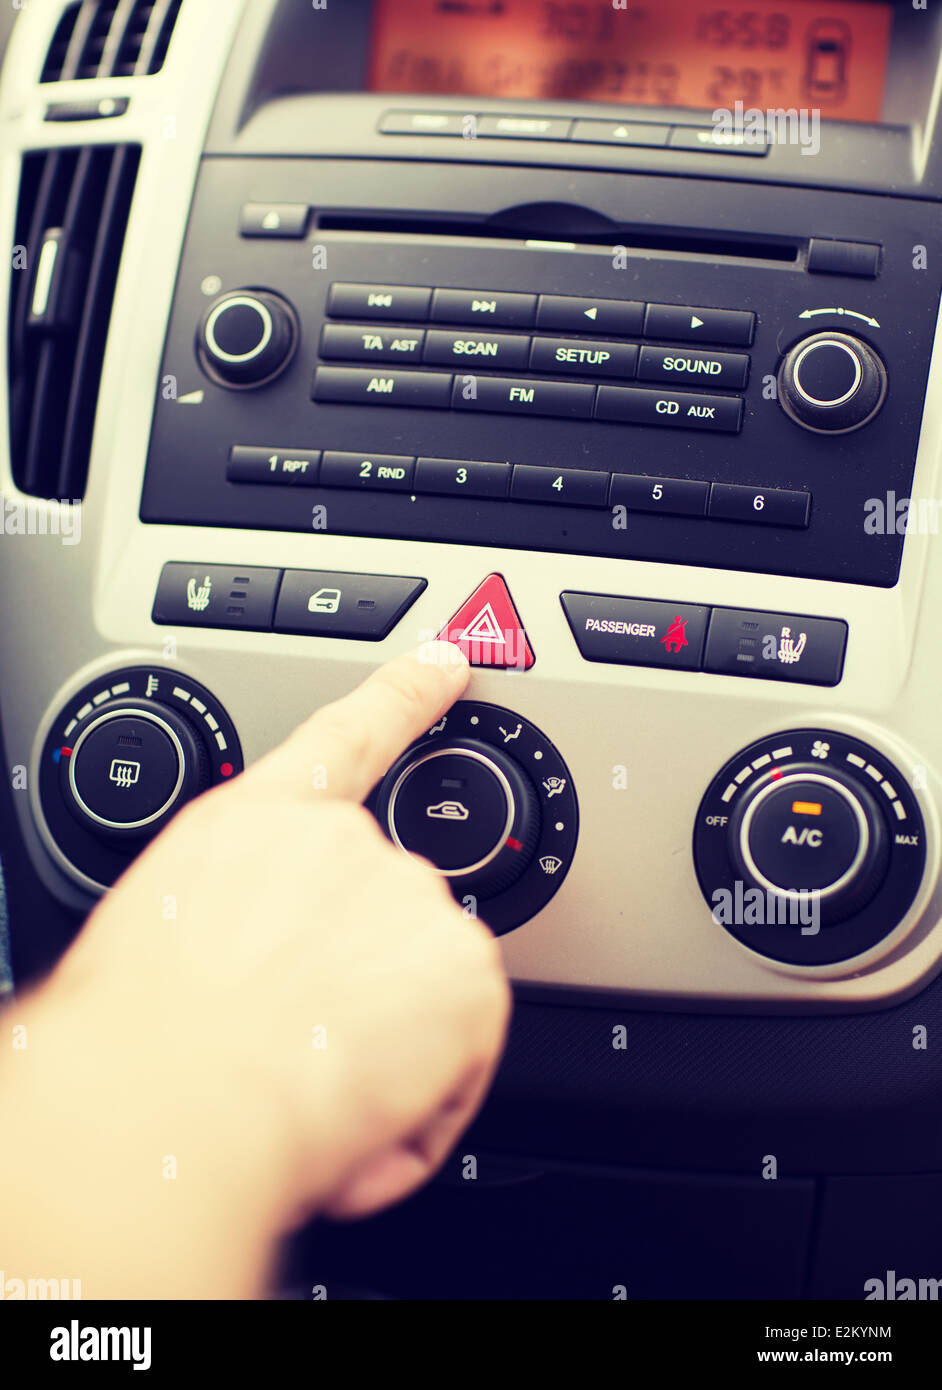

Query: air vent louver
[8,146,141,499]
[40,0,183,82]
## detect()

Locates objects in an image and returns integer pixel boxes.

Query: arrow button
[645,303,755,346]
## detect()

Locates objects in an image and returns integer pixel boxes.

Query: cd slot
[315,210,801,265]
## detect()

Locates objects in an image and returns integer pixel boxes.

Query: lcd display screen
[368,0,893,123]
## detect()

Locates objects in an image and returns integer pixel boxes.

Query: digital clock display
[368,0,892,123]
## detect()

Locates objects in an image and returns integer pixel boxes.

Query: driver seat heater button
[273,570,426,640]
[152,564,281,631]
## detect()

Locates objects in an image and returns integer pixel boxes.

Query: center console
[5,0,942,1011]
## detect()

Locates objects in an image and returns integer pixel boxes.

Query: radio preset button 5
[611,474,709,516]
[596,385,742,432]
[530,337,638,378]
[638,345,749,390]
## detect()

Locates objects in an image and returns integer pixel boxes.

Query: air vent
[8,146,141,499]
[40,0,183,82]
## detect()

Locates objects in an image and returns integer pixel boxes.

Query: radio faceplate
[141,159,939,589]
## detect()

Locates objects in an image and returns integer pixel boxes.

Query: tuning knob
[375,738,541,898]
[197,289,298,387]
[62,703,208,840]
[778,331,886,433]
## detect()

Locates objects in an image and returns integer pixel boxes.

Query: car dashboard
[3,0,942,1300]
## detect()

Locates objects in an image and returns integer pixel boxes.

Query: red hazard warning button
[438,574,535,669]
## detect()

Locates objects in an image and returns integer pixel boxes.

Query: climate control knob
[38,667,243,893]
[778,331,886,433]
[197,289,298,387]
[64,704,206,840]
[693,729,926,966]
[379,740,540,898]
[368,702,578,935]
[729,765,889,924]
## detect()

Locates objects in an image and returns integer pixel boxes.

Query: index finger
[245,642,470,804]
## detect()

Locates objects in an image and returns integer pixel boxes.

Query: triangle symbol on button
[584,306,598,320]
[690,314,704,329]
[438,574,534,669]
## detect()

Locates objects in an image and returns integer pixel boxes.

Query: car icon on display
[425,800,470,821]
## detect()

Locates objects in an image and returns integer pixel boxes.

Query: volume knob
[197,289,298,388]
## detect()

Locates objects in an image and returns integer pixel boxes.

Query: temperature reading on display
[369,0,892,122]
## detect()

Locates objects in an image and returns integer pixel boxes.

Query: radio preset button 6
[536,294,644,336]
[709,484,810,528]
[311,366,453,408]
[431,288,537,328]
[530,337,638,378]
[320,323,426,362]
[452,375,595,418]
[596,386,742,432]
[638,345,749,390]
[645,303,755,346]
[423,329,530,369]
[611,474,709,516]
[327,283,432,321]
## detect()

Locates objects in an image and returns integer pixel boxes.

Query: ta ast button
[274,570,426,640]
[561,592,709,671]
[704,608,847,686]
